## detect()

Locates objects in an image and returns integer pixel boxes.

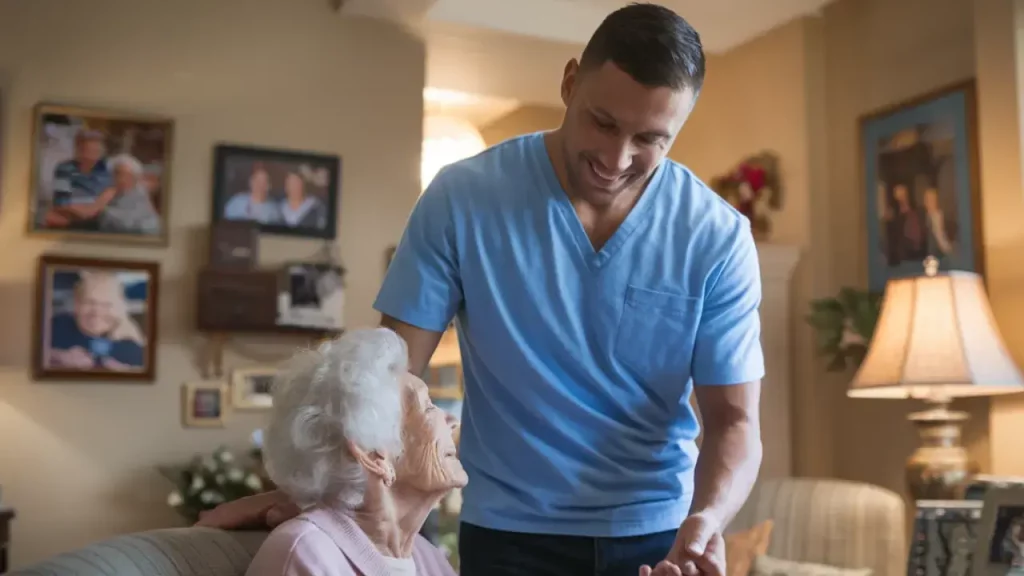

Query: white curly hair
[263,327,408,509]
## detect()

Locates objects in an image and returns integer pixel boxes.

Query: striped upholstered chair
[8,529,267,576]
[11,478,905,576]
[729,478,907,576]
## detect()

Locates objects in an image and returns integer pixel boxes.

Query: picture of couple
[212,145,341,240]
[30,104,172,244]
[860,82,981,291]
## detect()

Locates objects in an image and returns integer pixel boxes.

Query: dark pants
[459,522,676,576]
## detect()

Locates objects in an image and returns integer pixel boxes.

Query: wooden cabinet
[0,507,14,574]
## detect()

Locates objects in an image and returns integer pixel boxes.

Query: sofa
[9,478,906,576]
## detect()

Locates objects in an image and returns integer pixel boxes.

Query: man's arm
[380,314,445,377]
[660,221,764,575]
[690,380,762,528]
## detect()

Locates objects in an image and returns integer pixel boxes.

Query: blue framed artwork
[860,80,983,291]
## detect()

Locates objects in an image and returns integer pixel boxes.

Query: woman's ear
[346,439,392,481]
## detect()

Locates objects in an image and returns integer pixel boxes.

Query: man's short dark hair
[578,2,705,92]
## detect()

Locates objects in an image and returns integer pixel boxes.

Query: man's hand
[195,490,300,529]
[641,513,726,576]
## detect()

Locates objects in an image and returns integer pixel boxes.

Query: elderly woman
[245,328,464,576]
[98,153,162,235]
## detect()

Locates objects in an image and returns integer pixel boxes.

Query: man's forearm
[688,417,763,529]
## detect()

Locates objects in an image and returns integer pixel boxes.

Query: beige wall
[818,0,991,492]
[670,18,812,248]
[671,0,999,495]
[976,0,1024,476]
[0,0,425,567]
[479,104,564,146]
[426,21,579,108]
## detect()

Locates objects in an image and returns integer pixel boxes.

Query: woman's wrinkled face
[393,373,467,492]
[114,164,137,192]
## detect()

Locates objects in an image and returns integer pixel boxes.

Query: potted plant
[161,441,267,524]
[805,287,883,372]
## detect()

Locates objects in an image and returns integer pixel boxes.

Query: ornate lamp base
[906,402,977,501]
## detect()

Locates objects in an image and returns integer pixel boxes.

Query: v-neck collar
[532,132,666,270]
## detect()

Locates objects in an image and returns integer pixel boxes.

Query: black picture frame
[211,144,340,240]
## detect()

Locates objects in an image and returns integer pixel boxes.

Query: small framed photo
[277,263,345,332]
[212,144,341,240]
[183,382,227,428]
[231,367,277,410]
[33,255,159,381]
[974,486,1024,575]
[29,103,173,245]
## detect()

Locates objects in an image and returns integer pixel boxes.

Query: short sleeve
[373,171,463,333]
[691,222,765,385]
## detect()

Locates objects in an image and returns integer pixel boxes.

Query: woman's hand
[195,490,300,529]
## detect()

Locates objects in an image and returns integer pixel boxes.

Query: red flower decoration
[738,164,767,191]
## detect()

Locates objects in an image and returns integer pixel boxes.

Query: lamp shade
[848,270,1024,400]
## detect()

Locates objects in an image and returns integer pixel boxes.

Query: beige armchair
[730,478,907,576]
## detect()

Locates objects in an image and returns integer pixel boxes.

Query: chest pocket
[614,285,702,383]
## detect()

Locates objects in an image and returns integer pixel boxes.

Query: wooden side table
[0,507,14,574]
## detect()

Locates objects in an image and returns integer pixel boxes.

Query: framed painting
[859,80,982,291]
[33,255,160,381]
[211,144,341,240]
[28,103,173,245]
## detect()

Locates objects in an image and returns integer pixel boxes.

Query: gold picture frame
[28,103,175,246]
[183,381,228,428]
[231,366,277,410]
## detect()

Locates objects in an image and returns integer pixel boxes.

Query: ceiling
[343,0,834,54]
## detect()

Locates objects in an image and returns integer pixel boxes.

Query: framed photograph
[183,382,227,428]
[276,263,345,331]
[28,103,173,245]
[33,255,159,381]
[974,487,1024,575]
[212,144,340,240]
[860,80,982,291]
[231,366,277,410]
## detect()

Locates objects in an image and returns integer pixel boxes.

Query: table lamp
[848,257,1024,500]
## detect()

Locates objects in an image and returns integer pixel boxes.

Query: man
[200,4,764,575]
[43,129,111,230]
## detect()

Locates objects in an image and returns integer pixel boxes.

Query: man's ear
[346,439,391,480]
[561,59,579,107]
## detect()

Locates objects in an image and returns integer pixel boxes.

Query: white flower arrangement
[161,443,267,524]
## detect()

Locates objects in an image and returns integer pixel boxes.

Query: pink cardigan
[246,507,457,576]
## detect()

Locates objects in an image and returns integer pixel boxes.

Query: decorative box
[208,221,259,270]
[196,268,278,332]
